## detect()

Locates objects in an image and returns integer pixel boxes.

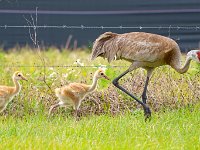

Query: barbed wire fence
[1,25,200,30]
[0,7,200,71]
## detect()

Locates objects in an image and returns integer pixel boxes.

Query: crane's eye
[18,74,21,77]
[100,72,104,75]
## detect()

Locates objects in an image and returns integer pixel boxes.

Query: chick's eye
[100,73,104,75]
[18,74,21,77]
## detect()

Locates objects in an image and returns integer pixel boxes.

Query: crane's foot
[143,106,151,122]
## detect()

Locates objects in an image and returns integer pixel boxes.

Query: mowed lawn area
[0,48,199,149]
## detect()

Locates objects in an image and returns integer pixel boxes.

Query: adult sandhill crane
[91,32,200,119]
[0,71,28,113]
[49,68,109,117]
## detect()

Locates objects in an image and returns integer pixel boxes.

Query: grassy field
[0,48,200,149]
[0,106,200,150]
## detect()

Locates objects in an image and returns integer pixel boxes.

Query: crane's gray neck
[175,57,191,74]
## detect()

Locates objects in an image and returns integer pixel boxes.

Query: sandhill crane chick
[0,71,28,113]
[49,68,109,117]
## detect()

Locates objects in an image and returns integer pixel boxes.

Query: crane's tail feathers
[91,32,117,61]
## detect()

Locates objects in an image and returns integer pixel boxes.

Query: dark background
[0,0,200,51]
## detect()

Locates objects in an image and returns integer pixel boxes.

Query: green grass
[0,106,200,150]
[0,48,200,149]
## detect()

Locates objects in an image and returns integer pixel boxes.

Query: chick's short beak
[103,75,110,80]
[22,76,28,81]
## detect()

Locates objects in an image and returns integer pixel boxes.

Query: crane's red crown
[197,51,200,61]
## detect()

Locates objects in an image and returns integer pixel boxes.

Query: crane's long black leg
[141,76,149,104]
[142,69,153,104]
[112,69,151,120]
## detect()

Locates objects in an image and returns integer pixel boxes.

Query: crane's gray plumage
[91,32,182,68]
[91,31,200,119]
[91,32,118,63]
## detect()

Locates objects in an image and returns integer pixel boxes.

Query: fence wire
[0,8,199,69]
[0,65,129,68]
[0,25,200,30]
